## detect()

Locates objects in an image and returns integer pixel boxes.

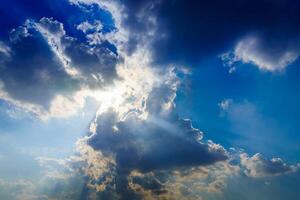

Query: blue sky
[176,56,300,162]
[0,0,300,199]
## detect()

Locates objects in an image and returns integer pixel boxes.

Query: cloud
[76,20,103,34]
[0,42,10,57]
[35,17,119,85]
[89,111,228,173]
[0,179,48,200]
[240,153,300,178]
[70,0,161,55]
[0,17,119,119]
[78,111,233,199]
[126,164,238,200]
[221,36,299,72]
[39,11,235,194]
[218,98,233,112]
[72,62,232,199]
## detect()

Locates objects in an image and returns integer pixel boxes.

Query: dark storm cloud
[119,0,300,66]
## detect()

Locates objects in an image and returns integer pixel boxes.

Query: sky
[0,0,300,199]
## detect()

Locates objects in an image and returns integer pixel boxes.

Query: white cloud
[218,98,233,111]
[221,36,299,72]
[0,42,10,57]
[69,0,129,50]
[240,153,300,178]
[9,26,30,43]
[76,20,103,33]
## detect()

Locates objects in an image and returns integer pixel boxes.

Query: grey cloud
[62,37,118,86]
[0,17,119,117]
[121,0,161,55]
[89,111,228,173]
[0,24,78,108]
[37,17,119,87]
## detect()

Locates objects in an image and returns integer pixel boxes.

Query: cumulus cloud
[75,111,232,199]
[89,111,228,172]
[240,153,300,178]
[221,36,299,72]
[70,61,232,199]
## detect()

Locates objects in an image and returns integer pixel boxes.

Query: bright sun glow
[89,51,160,121]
